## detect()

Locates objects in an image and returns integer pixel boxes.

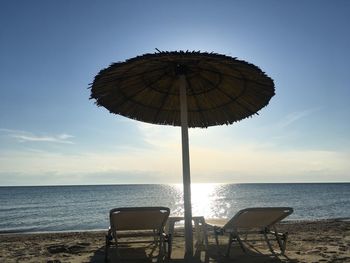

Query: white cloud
[277,108,320,129]
[57,133,74,140]
[0,128,74,144]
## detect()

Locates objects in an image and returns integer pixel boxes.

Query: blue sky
[0,1,349,185]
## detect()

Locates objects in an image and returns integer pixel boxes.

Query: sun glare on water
[171,183,225,219]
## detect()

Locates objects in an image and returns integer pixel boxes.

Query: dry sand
[0,219,349,263]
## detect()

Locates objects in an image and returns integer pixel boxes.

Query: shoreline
[1,219,349,262]
[1,217,349,235]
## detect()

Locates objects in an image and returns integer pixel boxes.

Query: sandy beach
[0,219,349,263]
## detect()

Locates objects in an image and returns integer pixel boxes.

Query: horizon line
[1,181,349,187]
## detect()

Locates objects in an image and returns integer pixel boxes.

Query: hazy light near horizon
[0,142,349,185]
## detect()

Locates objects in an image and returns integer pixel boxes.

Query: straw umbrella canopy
[90,51,275,258]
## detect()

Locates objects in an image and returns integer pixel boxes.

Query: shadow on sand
[89,243,299,263]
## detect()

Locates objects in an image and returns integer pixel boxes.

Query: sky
[0,0,349,186]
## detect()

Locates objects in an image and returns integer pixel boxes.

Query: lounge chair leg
[225,233,233,257]
[263,230,276,256]
[236,234,246,253]
[278,232,288,255]
[105,235,109,263]
[244,233,248,241]
[271,226,288,255]
[201,220,209,249]
[167,234,172,259]
[157,236,163,263]
[214,226,224,256]
[163,239,167,262]
[115,239,121,262]
[214,227,219,246]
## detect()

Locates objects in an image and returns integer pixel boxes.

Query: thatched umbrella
[90,51,275,259]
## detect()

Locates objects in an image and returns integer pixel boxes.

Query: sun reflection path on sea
[170,183,231,219]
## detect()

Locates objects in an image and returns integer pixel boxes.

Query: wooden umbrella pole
[179,74,194,259]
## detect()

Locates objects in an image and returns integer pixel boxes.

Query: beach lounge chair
[213,207,293,257]
[105,206,171,262]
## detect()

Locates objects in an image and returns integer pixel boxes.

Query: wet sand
[0,219,349,262]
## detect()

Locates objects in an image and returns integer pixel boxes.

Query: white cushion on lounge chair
[110,207,169,231]
[105,206,171,262]
[224,207,293,231]
[214,207,293,257]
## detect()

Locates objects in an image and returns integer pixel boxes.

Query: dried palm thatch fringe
[90,51,275,128]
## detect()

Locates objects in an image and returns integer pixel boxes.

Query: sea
[0,183,349,234]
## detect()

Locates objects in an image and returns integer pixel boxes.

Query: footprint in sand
[47,243,90,254]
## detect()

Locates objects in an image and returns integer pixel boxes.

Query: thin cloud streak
[277,108,321,129]
[0,128,74,144]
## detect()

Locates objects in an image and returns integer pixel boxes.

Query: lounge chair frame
[105,206,171,262]
[214,207,293,257]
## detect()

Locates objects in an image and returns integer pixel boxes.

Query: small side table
[166,216,209,250]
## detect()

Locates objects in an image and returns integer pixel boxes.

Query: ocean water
[0,183,349,233]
